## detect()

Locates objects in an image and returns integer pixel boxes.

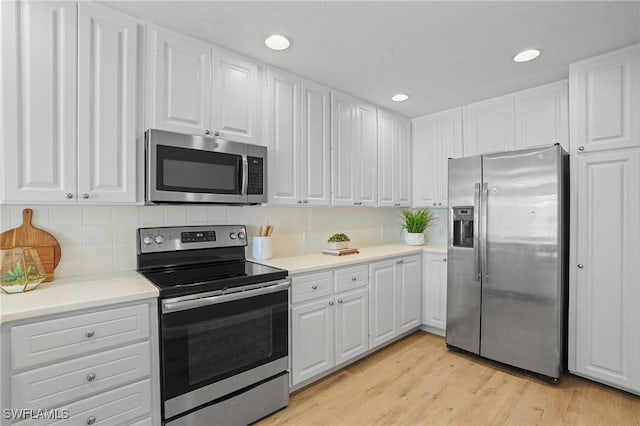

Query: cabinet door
[514,80,569,152]
[212,50,259,144]
[146,25,211,135]
[300,80,331,206]
[356,103,378,207]
[264,68,300,205]
[377,110,396,207]
[422,253,447,334]
[77,4,138,203]
[570,45,640,154]
[437,108,463,207]
[369,260,397,348]
[291,298,334,386]
[397,255,421,333]
[411,115,439,208]
[396,117,412,207]
[572,148,640,391]
[331,92,357,206]
[1,1,77,203]
[463,95,515,156]
[335,288,369,365]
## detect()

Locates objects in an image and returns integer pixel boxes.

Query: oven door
[146,129,251,204]
[160,280,289,420]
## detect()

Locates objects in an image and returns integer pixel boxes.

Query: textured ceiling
[103,1,640,118]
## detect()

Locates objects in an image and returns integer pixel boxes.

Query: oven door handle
[162,280,290,314]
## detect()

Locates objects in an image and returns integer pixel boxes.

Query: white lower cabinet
[335,288,369,365]
[421,253,448,336]
[369,255,422,350]
[1,300,161,426]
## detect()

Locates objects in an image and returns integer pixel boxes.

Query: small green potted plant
[327,233,351,250]
[401,209,435,246]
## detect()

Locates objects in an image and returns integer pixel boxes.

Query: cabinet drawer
[11,304,150,370]
[291,271,333,304]
[334,265,368,293]
[15,379,152,426]
[12,342,151,410]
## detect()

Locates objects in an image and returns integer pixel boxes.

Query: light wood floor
[258,332,640,426]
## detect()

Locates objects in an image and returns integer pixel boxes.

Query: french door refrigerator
[446,145,568,380]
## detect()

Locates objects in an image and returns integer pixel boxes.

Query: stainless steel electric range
[136,225,290,426]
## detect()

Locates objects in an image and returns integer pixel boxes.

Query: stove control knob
[155,235,165,244]
[237,231,246,239]
[143,236,153,245]
[229,233,237,240]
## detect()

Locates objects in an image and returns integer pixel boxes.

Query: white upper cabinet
[331,91,378,207]
[570,44,640,154]
[514,80,569,152]
[300,80,331,205]
[463,94,515,156]
[264,68,330,206]
[78,3,139,203]
[412,108,462,208]
[378,111,411,207]
[264,68,300,205]
[212,49,260,144]
[2,1,78,203]
[146,25,212,136]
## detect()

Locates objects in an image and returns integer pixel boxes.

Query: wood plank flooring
[259,332,640,425]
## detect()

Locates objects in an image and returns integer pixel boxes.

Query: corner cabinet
[412,108,463,208]
[0,299,161,426]
[1,1,142,204]
[264,68,331,206]
[331,91,378,207]
[421,252,448,336]
[369,255,421,349]
[146,25,261,144]
[377,110,411,207]
[569,44,640,154]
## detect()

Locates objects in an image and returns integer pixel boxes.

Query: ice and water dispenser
[452,207,474,248]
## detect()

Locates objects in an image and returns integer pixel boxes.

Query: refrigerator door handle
[482,182,489,280]
[474,183,481,281]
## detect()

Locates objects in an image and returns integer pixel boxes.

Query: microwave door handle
[241,155,249,195]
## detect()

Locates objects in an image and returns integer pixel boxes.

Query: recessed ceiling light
[265,35,291,51]
[392,93,409,102]
[513,49,541,63]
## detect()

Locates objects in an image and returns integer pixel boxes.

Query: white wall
[0,204,420,279]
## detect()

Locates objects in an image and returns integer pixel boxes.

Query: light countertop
[0,272,158,325]
[253,243,447,275]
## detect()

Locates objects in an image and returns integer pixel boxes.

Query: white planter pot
[405,232,425,246]
[328,241,350,250]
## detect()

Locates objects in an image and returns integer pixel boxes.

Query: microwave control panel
[247,156,264,195]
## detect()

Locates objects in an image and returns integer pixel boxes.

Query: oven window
[187,309,273,384]
[156,145,241,194]
[161,290,288,400]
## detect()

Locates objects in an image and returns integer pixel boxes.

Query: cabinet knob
[303,200,308,204]
[432,203,437,206]
[85,330,95,338]
[577,264,584,269]
[312,285,318,290]
[438,202,442,206]
[578,146,585,151]
[329,301,334,306]
[65,192,73,199]
[214,131,220,137]
[204,129,211,135]
[87,416,96,425]
[443,258,447,262]
[338,299,343,304]
[86,372,96,382]
[81,193,89,199]
[394,203,400,207]
[353,202,358,206]
[351,277,357,282]
[297,200,302,204]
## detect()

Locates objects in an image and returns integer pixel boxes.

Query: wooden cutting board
[0,209,62,282]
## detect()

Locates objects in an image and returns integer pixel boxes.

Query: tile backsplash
[0,204,445,280]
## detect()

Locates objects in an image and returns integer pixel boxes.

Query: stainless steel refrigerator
[446,145,568,380]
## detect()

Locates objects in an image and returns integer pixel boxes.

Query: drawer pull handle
[351,277,357,282]
[312,285,318,290]
[338,299,343,304]
[87,416,96,425]
[85,330,95,338]
[86,372,96,382]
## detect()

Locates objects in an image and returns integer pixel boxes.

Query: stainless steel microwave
[145,129,267,205]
